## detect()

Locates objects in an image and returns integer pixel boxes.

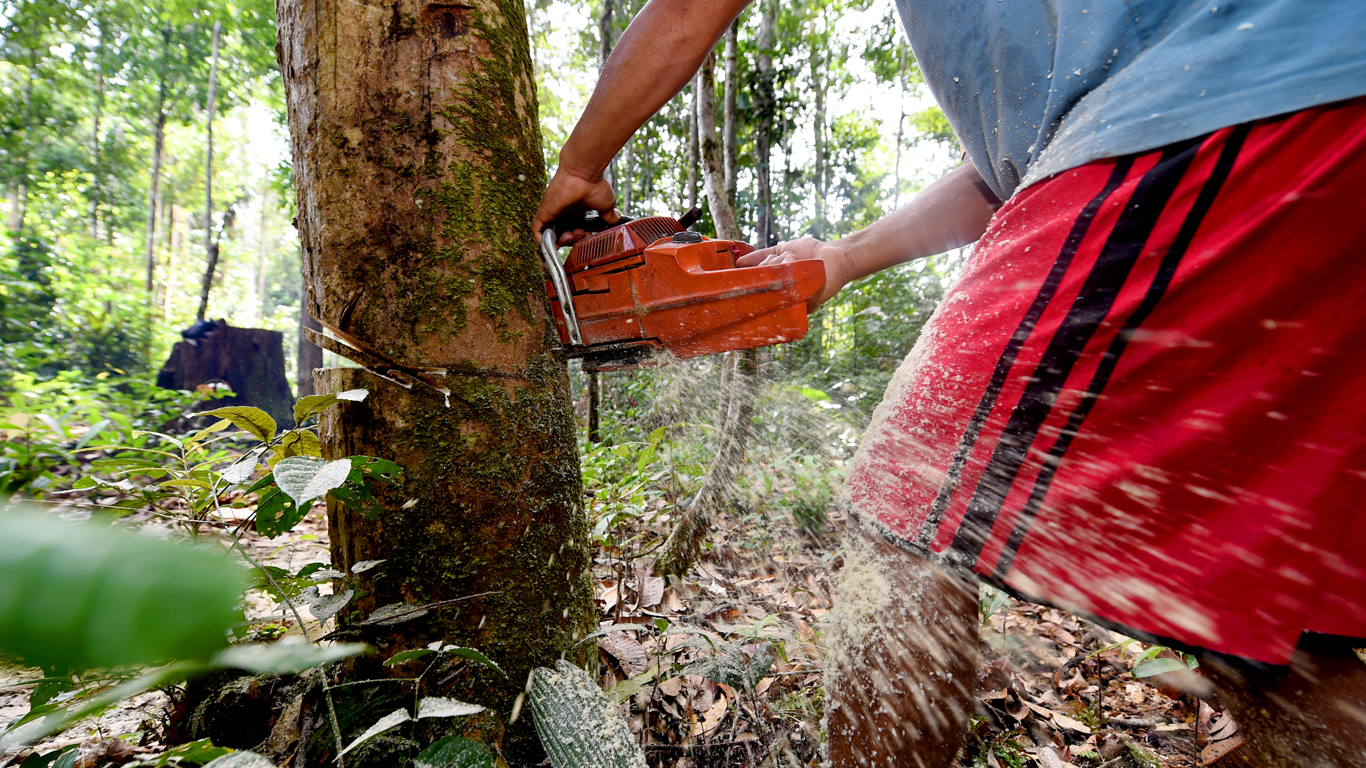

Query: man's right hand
[738,236,857,313]
[533,166,621,246]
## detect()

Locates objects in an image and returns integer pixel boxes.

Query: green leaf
[414,737,496,768]
[210,642,369,674]
[293,395,337,426]
[0,511,244,672]
[253,489,302,539]
[1,662,205,751]
[787,385,832,403]
[17,744,76,768]
[416,697,484,719]
[145,739,234,766]
[527,660,647,768]
[186,418,233,445]
[606,666,663,704]
[273,457,352,507]
[1132,657,1188,678]
[446,647,504,676]
[244,472,276,495]
[349,456,403,485]
[202,752,279,768]
[293,389,368,425]
[329,456,404,519]
[190,407,277,443]
[341,709,410,757]
[384,649,436,667]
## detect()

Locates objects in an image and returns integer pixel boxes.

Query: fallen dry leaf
[693,693,728,737]
[598,631,648,676]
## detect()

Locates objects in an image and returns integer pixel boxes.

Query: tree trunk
[255,172,270,322]
[696,51,738,242]
[894,39,906,210]
[722,20,739,207]
[143,105,166,293]
[90,16,105,241]
[14,45,36,232]
[687,78,700,212]
[654,49,756,578]
[196,21,222,322]
[598,1,616,189]
[296,302,322,399]
[156,322,295,428]
[276,0,594,760]
[753,0,775,247]
[587,369,600,443]
[811,42,826,240]
[598,0,613,68]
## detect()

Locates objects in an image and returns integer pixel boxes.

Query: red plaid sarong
[847,97,1366,666]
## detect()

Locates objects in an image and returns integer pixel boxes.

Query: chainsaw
[540,209,826,372]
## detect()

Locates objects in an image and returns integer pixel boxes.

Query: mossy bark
[275,0,594,762]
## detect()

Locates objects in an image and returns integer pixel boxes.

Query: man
[534,1,1366,764]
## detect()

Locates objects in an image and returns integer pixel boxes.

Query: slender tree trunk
[143,98,166,292]
[597,0,613,68]
[598,0,615,189]
[277,0,593,760]
[587,369,600,443]
[722,20,739,208]
[90,17,105,240]
[195,20,222,322]
[753,0,775,247]
[687,78,700,212]
[696,51,738,241]
[811,42,826,239]
[161,202,177,314]
[655,48,756,577]
[255,173,270,322]
[587,1,618,435]
[894,39,906,210]
[14,45,36,231]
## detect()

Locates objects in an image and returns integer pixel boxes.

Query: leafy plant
[1088,639,1199,679]
[0,510,245,671]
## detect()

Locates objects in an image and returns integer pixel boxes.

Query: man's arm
[533,0,750,240]
[737,162,998,310]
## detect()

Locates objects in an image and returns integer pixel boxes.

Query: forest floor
[0,494,1244,768]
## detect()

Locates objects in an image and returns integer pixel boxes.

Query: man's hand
[533,166,621,246]
[737,236,856,313]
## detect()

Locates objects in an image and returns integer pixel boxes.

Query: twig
[347,592,501,627]
[1106,718,1159,728]
[209,473,346,768]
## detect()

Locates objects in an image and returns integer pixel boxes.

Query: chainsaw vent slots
[565,217,684,274]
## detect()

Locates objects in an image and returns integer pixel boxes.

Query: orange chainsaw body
[544,216,826,371]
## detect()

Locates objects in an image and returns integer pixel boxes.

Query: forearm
[558,0,749,179]
[836,162,997,281]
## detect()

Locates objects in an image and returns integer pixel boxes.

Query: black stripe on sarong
[990,124,1252,578]
[913,159,1136,550]
[946,138,1204,568]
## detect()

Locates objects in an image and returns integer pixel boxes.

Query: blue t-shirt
[894,0,1366,200]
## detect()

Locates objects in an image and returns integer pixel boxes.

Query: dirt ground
[1,499,1241,768]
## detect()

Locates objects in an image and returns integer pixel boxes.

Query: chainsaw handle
[540,228,585,347]
[545,211,635,239]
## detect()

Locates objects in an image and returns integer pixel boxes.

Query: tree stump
[156,320,294,427]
